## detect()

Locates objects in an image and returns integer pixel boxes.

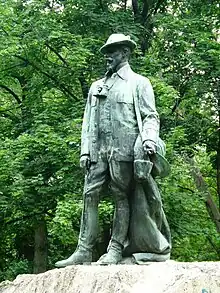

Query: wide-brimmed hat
[100,33,137,54]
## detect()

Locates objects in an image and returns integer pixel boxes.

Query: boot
[55,192,99,268]
[95,240,123,265]
[95,192,130,265]
[55,247,92,267]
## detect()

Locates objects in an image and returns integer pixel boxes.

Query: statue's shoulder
[90,78,105,88]
[131,71,151,86]
[88,78,105,95]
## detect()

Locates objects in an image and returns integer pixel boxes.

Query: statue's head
[100,34,136,72]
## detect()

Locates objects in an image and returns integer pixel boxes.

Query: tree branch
[0,84,22,104]
[0,26,9,36]
[14,55,77,100]
[186,157,220,233]
[45,44,89,99]
[206,236,220,258]
[171,97,184,113]
[0,62,27,73]
[153,0,164,14]
[132,0,139,18]
[177,185,195,193]
[171,75,191,113]
[0,111,20,122]
[141,0,150,24]
[45,43,68,66]
[78,73,89,101]
[99,0,105,12]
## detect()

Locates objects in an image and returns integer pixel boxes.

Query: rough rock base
[0,261,219,293]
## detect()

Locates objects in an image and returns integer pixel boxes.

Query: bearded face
[104,45,125,72]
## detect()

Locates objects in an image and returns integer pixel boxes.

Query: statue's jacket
[81,64,160,162]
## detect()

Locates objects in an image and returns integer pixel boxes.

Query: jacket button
[92,139,96,143]
[94,123,97,127]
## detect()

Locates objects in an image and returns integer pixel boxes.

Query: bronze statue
[55,34,171,267]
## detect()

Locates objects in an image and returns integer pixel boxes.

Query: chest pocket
[116,87,133,104]
[114,90,136,125]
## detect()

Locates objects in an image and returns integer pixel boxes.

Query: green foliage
[160,154,219,261]
[0,259,32,282]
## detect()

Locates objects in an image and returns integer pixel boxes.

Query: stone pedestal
[0,261,219,293]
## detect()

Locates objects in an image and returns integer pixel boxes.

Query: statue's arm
[138,77,160,146]
[80,85,93,158]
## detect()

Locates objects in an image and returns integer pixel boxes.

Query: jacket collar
[105,62,133,81]
[116,63,133,81]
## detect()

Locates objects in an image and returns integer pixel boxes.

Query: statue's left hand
[143,140,156,155]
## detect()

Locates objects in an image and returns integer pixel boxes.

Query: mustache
[106,58,113,64]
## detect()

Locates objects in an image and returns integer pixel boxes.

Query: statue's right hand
[80,155,91,171]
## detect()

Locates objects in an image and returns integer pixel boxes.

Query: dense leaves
[0,0,219,280]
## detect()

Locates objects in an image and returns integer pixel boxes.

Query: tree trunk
[217,131,220,212]
[33,218,48,274]
[78,73,89,102]
[217,80,220,211]
[186,157,220,233]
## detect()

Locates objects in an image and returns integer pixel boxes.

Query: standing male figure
[55,34,171,267]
